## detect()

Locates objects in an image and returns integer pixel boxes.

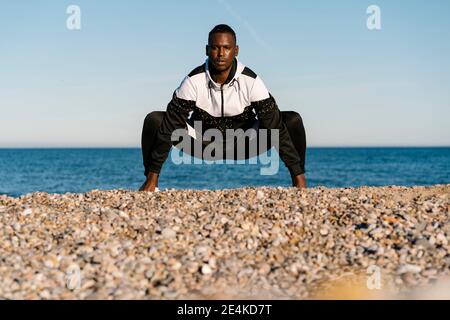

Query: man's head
[206,24,239,72]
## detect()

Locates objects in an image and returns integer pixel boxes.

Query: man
[140,24,307,192]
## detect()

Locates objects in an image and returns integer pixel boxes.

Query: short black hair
[208,24,237,44]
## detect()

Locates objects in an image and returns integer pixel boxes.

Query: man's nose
[218,47,224,56]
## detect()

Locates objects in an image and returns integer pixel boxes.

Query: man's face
[206,32,239,72]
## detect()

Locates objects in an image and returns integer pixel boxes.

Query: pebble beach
[0,184,449,299]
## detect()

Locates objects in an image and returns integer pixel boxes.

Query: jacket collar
[205,58,244,89]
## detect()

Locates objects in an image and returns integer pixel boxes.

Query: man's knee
[144,111,165,128]
[282,111,304,129]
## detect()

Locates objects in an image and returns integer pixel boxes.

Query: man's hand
[292,174,307,189]
[139,172,159,192]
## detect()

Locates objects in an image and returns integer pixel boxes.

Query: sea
[0,147,449,198]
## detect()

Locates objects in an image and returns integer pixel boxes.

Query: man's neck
[208,59,236,85]
[210,69,230,85]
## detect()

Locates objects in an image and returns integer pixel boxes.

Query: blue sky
[1,0,449,147]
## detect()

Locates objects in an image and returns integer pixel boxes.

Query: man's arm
[147,93,194,174]
[147,77,196,174]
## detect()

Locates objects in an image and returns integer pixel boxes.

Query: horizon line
[0,145,449,149]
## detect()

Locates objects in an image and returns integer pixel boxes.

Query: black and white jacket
[148,58,304,176]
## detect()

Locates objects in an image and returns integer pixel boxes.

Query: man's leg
[140,114,207,191]
[140,111,165,191]
[281,111,307,188]
[251,112,307,187]
[218,115,306,187]
[140,112,307,190]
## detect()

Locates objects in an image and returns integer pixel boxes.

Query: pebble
[256,190,265,200]
[397,264,422,274]
[201,265,212,275]
[118,211,129,220]
[21,208,33,216]
[319,227,329,236]
[161,228,177,240]
[436,233,448,246]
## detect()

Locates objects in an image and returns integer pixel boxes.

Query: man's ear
[235,45,239,57]
[205,45,209,56]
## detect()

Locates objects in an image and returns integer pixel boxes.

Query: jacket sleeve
[147,78,196,174]
[250,77,304,177]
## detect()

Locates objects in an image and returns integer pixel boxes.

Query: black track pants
[141,111,306,177]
